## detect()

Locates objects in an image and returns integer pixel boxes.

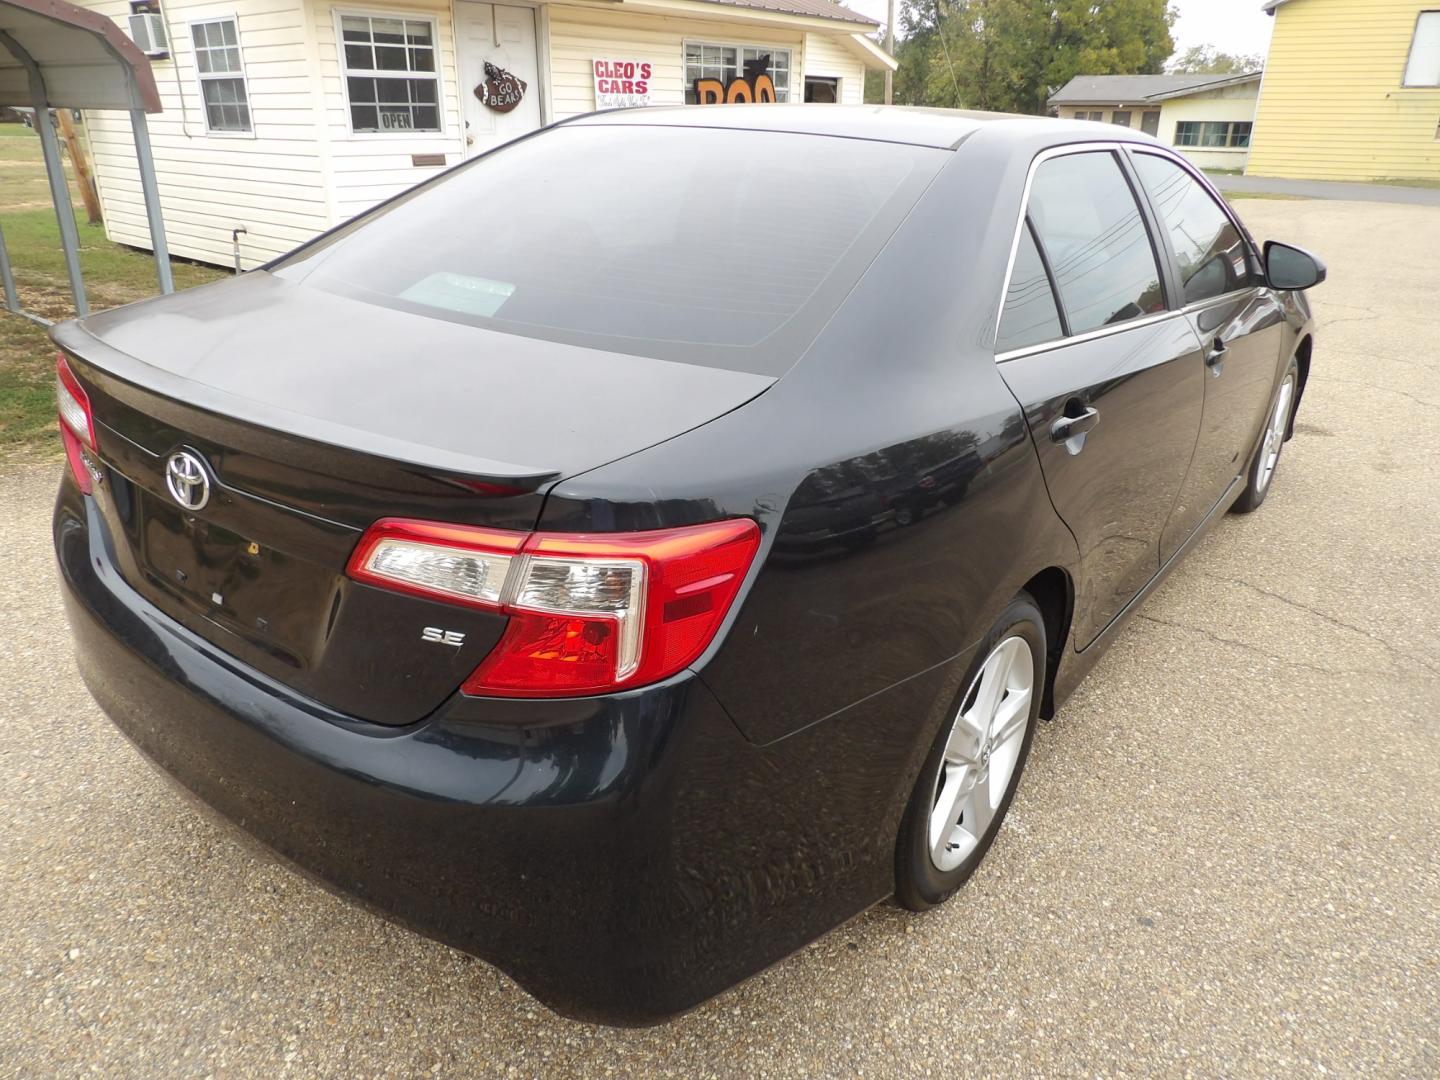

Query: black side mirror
[1264,241,1327,291]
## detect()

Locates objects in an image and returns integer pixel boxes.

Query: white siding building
[78,0,891,268]
[1048,72,1263,171]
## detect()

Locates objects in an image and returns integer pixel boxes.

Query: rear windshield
[272,125,945,373]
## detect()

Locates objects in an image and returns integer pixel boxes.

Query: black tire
[1231,360,1299,515]
[895,593,1046,911]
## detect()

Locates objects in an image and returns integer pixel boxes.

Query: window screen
[274,126,944,372]
[191,20,250,133]
[996,221,1064,353]
[1027,152,1165,334]
[1134,155,1258,305]
[1174,121,1251,148]
[340,15,440,131]
[1404,11,1440,86]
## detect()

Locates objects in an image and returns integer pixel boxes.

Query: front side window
[191,19,250,133]
[1134,154,1259,305]
[1403,11,1440,86]
[683,42,791,103]
[996,220,1064,353]
[340,14,440,132]
[1027,151,1165,334]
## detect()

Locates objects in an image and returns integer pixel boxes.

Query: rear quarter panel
[542,134,1083,748]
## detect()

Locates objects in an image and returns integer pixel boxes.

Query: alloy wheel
[1256,376,1295,494]
[927,635,1034,872]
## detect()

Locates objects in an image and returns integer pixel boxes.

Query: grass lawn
[0,123,226,463]
[1373,176,1440,190]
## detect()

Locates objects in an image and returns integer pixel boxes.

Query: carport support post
[32,107,88,315]
[129,108,173,295]
[0,26,87,315]
[0,223,18,314]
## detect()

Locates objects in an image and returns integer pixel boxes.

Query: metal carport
[0,0,171,323]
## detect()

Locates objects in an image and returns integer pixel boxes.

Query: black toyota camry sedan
[51,106,1323,1024]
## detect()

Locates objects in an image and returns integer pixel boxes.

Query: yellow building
[1248,0,1440,181]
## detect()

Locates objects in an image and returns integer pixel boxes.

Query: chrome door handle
[1050,406,1100,443]
[1205,337,1227,375]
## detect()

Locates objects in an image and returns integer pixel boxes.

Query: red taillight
[346,517,761,698]
[56,354,96,495]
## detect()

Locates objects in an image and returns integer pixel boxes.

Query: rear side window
[1133,154,1259,304]
[273,126,945,374]
[996,220,1064,353]
[1027,152,1166,335]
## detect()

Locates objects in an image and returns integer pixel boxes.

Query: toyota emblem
[165,449,211,511]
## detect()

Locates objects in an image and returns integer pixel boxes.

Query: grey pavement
[1209,171,1440,206]
[1,199,1438,1077]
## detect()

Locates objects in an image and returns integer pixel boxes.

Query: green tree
[892,0,1176,114]
[1168,44,1264,74]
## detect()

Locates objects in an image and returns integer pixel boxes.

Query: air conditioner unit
[128,1,169,59]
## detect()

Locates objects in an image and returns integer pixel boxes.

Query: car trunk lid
[53,275,773,724]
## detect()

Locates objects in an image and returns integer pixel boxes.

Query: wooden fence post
[56,109,103,226]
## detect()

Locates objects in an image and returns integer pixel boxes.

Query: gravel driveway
[2,199,1437,1078]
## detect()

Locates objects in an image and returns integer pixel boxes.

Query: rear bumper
[55,480,947,1024]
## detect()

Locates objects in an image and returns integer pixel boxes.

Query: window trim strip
[992,140,1267,363]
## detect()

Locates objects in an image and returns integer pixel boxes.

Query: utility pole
[884,0,896,104]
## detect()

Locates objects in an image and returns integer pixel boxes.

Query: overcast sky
[851,0,1276,61]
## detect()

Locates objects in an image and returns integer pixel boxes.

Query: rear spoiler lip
[49,318,563,491]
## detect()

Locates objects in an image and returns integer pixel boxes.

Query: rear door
[1127,151,1289,561]
[994,147,1206,649]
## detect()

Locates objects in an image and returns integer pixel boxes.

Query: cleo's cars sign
[594,58,652,108]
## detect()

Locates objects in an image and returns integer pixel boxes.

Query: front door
[454,2,542,159]
[1128,152,1289,562]
[994,149,1205,649]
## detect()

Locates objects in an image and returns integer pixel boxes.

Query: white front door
[454,2,542,159]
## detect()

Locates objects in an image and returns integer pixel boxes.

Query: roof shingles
[1048,72,1259,105]
[696,0,878,27]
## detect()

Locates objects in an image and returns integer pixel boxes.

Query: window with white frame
[191,19,251,133]
[683,42,791,103]
[340,14,441,132]
[1403,11,1440,87]
[1174,121,1252,148]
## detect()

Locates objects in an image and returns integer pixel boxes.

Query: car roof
[566,104,1056,150]
[567,105,1172,153]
